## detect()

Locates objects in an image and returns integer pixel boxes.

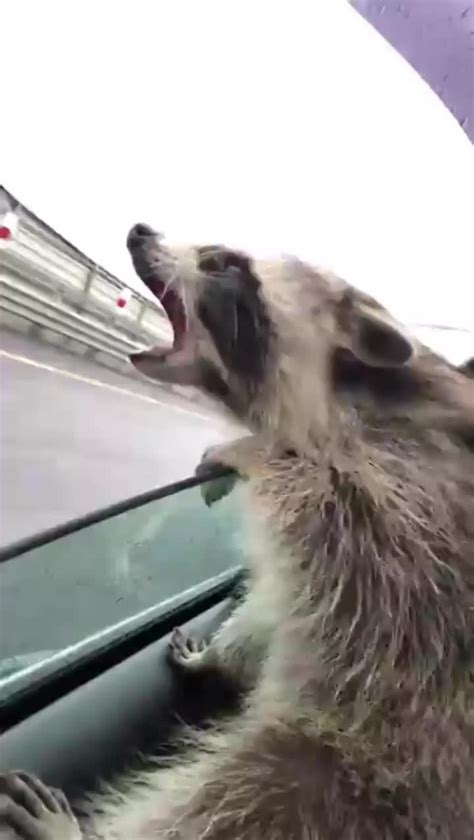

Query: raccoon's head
[127,223,423,446]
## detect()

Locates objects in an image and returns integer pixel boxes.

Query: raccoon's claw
[0,771,82,839]
[201,473,240,507]
[168,628,212,674]
[195,444,243,506]
[195,445,233,479]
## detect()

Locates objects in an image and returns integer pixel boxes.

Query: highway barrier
[0,186,172,380]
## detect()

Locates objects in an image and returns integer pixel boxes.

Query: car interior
[1,1,470,830]
[0,470,246,804]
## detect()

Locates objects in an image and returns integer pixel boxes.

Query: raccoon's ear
[338,292,415,368]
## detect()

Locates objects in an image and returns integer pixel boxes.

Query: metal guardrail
[1,186,471,371]
[0,185,172,373]
[1,276,140,362]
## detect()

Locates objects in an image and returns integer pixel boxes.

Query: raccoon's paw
[168,628,213,674]
[195,443,244,506]
[202,473,240,507]
[0,772,82,839]
[196,442,247,478]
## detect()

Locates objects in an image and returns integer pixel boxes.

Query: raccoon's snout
[127,223,170,285]
[127,223,160,251]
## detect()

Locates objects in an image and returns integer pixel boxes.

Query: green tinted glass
[0,476,247,697]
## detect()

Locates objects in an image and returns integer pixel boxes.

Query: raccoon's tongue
[143,275,188,353]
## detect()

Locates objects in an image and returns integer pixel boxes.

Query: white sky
[2,0,473,361]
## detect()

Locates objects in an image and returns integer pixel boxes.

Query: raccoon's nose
[127,223,159,250]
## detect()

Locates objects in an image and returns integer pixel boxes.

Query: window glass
[0,476,247,698]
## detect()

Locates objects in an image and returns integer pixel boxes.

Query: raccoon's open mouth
[146,278,187,353]
[126,223,189,357]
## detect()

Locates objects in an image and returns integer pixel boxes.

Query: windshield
[0,474,247,701]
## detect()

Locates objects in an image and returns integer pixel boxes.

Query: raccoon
[459,357,474,379]
[1,224,473,839]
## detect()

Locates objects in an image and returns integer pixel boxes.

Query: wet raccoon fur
[1,227,473,839]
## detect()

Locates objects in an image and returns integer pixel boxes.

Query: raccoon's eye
[197,247,251,276]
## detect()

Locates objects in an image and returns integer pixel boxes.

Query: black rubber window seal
[0,566,243,731]
[0,467,235,564]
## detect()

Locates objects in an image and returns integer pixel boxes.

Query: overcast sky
[2,0,473,361]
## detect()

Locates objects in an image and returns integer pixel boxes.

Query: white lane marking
[0,349,217,423]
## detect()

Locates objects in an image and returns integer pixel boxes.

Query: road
[0,330,238,547]
[0,331,248,673]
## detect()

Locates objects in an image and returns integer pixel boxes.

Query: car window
[0,474,247,701]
